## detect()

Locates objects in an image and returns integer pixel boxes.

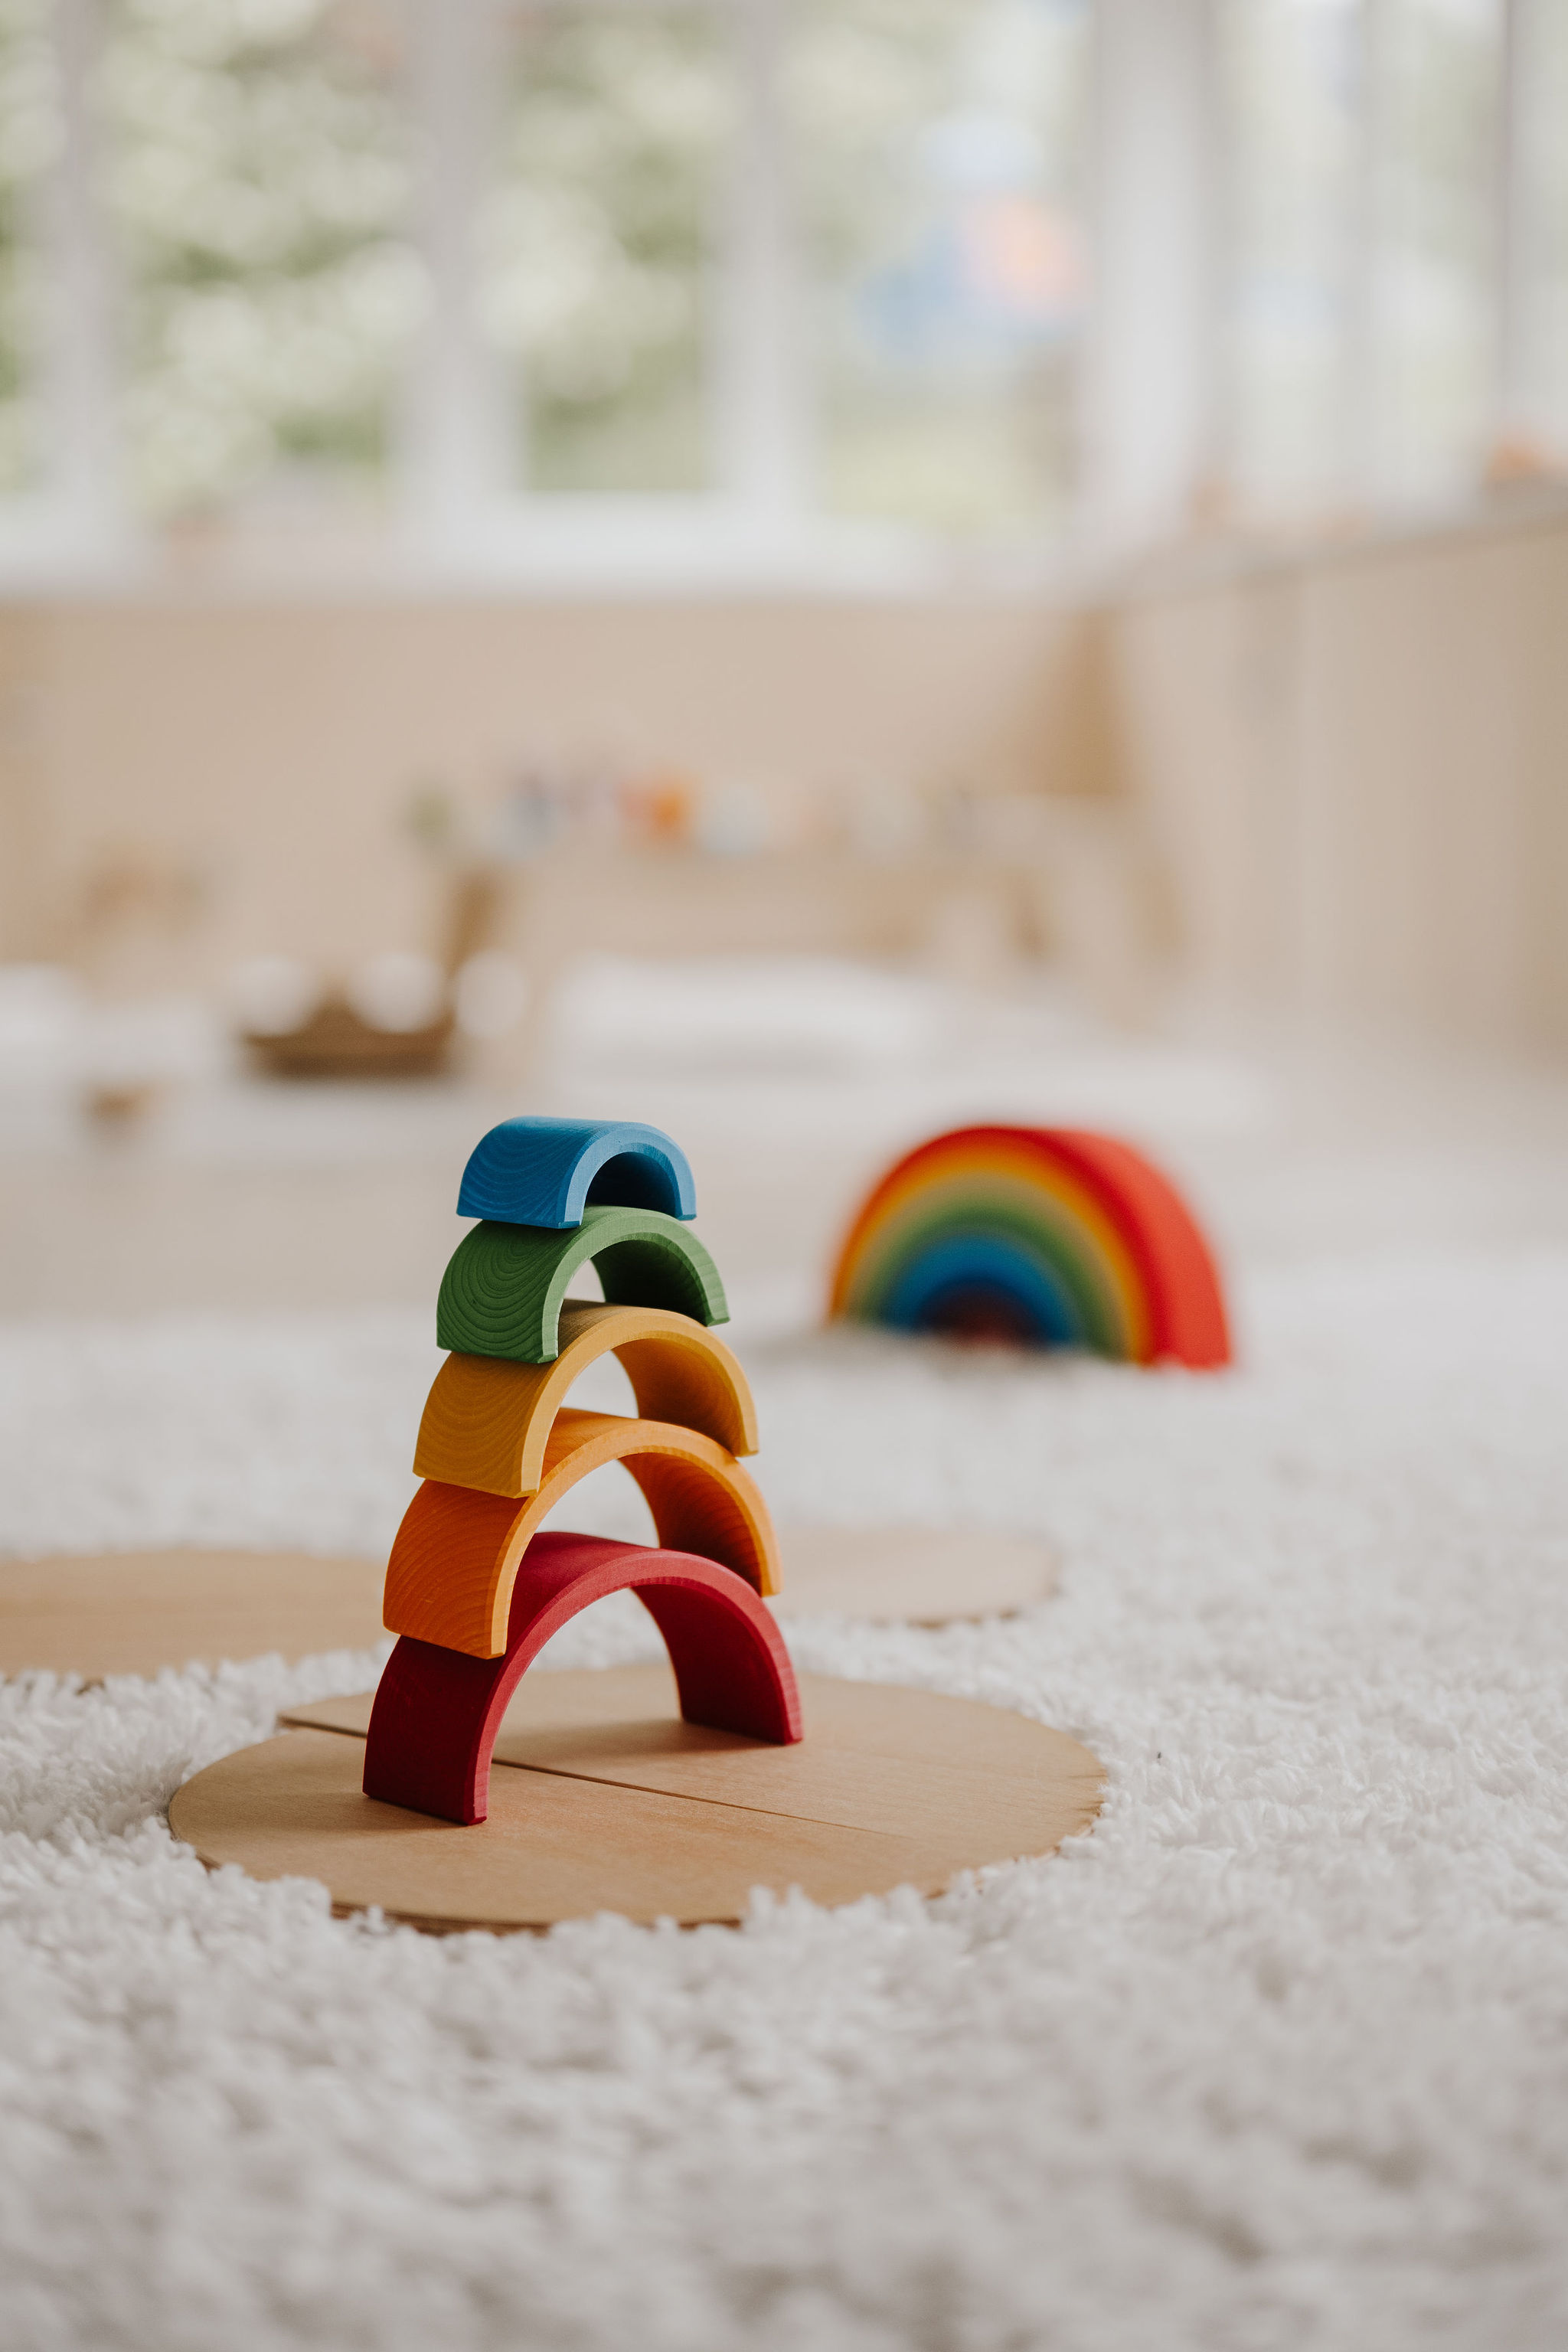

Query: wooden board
[175,1664,1104,1932]
[772,1526,1057,1624]
[0,1550,387,1681]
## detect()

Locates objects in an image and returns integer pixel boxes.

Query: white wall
[1112,500,1568,1049]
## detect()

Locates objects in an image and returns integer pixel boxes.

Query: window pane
[1223,0,1361,514]
[101,0,419,521]
[1521,0,1568,457]
[0,0,55,498]
[484,5,732,495]
[789,0,1091,538]
[1371,0,1501,497]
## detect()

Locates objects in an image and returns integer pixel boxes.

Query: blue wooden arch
[456,1116,696,1230]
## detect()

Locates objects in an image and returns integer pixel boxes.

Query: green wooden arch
[438,1207,729,1364]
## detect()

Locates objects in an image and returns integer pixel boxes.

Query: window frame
[0,0,1552,593]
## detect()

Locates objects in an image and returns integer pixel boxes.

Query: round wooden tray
[772,1527,1055,1623]
[169,1662,1104,1932]
[0,1549,387,1681]
[0,1526,1056,1683]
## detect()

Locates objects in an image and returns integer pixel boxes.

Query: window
[1506,0,1568,462]
[101,0,418,521]
[0,0,55,498]
[789,0,1091,536]
[1223,0,1362,514]
[2,0,1567,577]
[1223,0,1517,517]
[484,5,732,495]
[1371,0,1501,497]
[2,0,1096,570]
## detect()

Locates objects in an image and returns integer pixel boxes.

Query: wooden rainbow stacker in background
[828,1125,1231,1368]
[364,1116,802,1825]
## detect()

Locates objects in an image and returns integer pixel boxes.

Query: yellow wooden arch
[413,1302,758,1499]
[385,1408,781,1657]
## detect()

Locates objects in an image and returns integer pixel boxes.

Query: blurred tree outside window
[0,0,55,496]
[100,0,421,519]
[789,0,1091,536]
[482,5,732,495]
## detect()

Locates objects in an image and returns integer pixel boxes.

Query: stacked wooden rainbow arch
[828,1125,1232,1367]
[364,1116,801,1825]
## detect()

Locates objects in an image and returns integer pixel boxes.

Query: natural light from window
[0,0,1565,580]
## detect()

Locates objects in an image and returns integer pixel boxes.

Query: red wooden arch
[362,1530,802,1824]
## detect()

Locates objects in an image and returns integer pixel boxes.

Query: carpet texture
[1,1256,1566,2350]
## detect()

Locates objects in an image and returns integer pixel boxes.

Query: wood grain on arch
[414,1303,758,1499]
[436,1208,727,1365]
[385,1411,781,1657]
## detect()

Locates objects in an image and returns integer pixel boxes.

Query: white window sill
[0,496,1082,604]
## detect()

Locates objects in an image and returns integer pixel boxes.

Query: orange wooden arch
[413,1302,757,1499]
[384,1409,780,1657]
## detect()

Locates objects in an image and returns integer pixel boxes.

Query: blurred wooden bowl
[242,996,454,1080]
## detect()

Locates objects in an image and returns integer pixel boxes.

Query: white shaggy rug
[2,1256,1566,2351]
